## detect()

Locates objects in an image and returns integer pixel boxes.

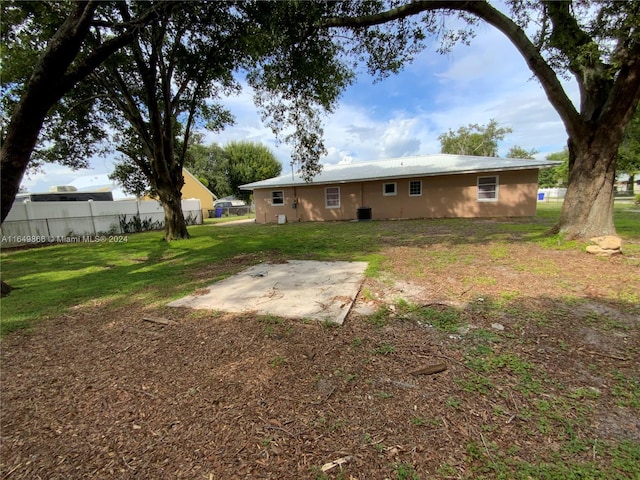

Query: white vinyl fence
[1,198,202,244]
[537,188,567,202]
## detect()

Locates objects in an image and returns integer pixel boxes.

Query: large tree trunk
[0,2,98,224]
[552,137,618,239]
[156,184,190,241]
[0,100,54,222]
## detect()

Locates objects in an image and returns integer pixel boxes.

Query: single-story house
[615,173,638,194]
[241,154,560,224]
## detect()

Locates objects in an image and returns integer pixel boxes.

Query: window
[409,180,422,196]
[271,190,284,206]
[477,176,499,201]
[325,187,340,208]
[383,182,397,196]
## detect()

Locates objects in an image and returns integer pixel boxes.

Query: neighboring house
[615,174,638,194]
[181,169,217,218]
[142,168,217,218]
[241,154,560,224]
[16,190,114,202]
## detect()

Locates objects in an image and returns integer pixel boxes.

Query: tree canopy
[184,141,282,203]
[1,2,354,238]
[439,120,512,157]
[224,141,282,203]
[506,146,538,160]
[539,149,569,188]
[0,1,169,223]
[185,142,232,199]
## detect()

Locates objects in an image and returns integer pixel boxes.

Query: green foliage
[611,372,640,409]
[185,140,282,202]
[418,305,463,333]
[268,355,287,367]
[506,145,538,159]
[118,214,164,234]
[540,149,569,187]
[321,1,640,237]
[367,305,391,329]
[3,1,350,220]
[394,462,420,480]
[110,160,154,198]
[393,300,464,332]
[372,342,396,355]
[245,1,355,180]
[445,397,462,409]
[5,0,640,241]
[101,3,239,212]
[0,2,148,175]
[224,141,282,202]
[185,143,232,198]
[439,119,512,157]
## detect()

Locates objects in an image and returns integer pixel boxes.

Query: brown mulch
[1,241,639,479]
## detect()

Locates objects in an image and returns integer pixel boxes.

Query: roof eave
[241,162,562,190]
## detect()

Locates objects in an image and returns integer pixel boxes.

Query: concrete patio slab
[168,260,368,324]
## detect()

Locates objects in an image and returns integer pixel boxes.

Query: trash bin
[357,207,372,221]
[538,193,545,201]
[215,207,223,218]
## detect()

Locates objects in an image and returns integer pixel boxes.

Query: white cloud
[380,117,422,157]
[20,163,107,193]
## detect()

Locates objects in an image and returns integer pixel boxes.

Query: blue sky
[21,20,578,196]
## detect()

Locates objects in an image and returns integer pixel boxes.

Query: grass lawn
[1,201,638,335]
[1,200,639,479]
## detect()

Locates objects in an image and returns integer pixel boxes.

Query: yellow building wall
[143,169,216,218]
[181,170,215,218]
[251,169,539,224]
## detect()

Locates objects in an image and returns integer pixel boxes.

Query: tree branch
[597,44,640,142]
[321,0,461,28]
[60,2,175,95]
[322,0,584,139]
[466,2,583,137]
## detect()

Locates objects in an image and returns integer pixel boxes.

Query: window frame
[325,186,340,209]
[408,180,422,197]
[477,175,499,202]
[382,182,397,196]
[271,190,285,206]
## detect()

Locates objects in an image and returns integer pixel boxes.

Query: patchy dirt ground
[1,231,639,479]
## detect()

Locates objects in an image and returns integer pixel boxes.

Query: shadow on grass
[1,204,638,335]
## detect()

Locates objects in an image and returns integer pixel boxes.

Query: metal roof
[241,154,560,190]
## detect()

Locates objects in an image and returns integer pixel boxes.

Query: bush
[118,214,163,233]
